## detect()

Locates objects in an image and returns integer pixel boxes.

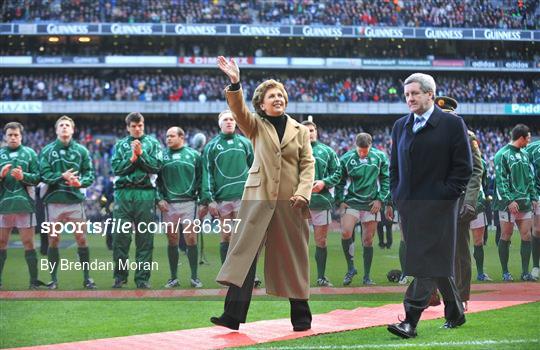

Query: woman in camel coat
[211,56,315,332]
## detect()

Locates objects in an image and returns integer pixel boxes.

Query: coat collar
[405,105,442,131]
[280,115,300,149]
[261,113,300,151]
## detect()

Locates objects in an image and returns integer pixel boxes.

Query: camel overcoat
[216,87,315,299]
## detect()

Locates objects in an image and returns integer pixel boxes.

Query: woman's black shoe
[290,299,312,332]
[293,324,311,332]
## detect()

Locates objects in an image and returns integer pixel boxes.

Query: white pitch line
[253,338,539,349]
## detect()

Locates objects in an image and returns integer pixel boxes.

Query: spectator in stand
[256,0,539,29]
[3,0,538,29]
[0,73,536,104]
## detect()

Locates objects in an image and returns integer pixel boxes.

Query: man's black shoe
[442,315,466,329]
[210,314,240,330]
[387,321,417,339]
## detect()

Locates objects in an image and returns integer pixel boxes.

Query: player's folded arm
[136,151,163,174]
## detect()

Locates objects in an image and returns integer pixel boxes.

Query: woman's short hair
[251,79,288,116]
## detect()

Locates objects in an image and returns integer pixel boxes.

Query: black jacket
[390,106,472,277]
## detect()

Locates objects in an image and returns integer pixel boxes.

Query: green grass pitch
[0,228,528,290]
[0,229,538,349]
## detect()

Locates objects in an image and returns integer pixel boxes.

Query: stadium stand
[0,0,538,227]
[1,72,537,103]
[2,0,538,29]
[257,0,539,29]
[0,36,536,61]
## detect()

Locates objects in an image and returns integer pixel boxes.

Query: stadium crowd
[1,38,535,62]
[2,0,538,29]
[257,0,538,29]
[1,73,538,103]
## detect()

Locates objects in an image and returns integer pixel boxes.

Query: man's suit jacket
[390,105,472,277]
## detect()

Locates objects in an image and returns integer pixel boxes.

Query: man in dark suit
[387,73,473,338]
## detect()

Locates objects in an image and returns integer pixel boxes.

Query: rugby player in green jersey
[470,158,492,282]
[524,139,540,280]
[111,112,163,289]
[201,111,253,265]
[0,122,44,289]
[336,133,391,286]
[301,120,341,287]
[39,116,96,289]
[493,124,537,282]
[158,126,204,288]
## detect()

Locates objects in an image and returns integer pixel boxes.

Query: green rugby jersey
[39,139,95,204]
[335,148,390,211]
[111,134,163,190]
[309,141,342,210]
[476,158,488,213]
[493,143,537,212]
[200,132,253,204]
[157,146,202,202]
[0,145,40,214]
[525,140,540,200]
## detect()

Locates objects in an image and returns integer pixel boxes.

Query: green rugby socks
[473,245,484,275]
[520,240,531,275]
[341,238,355,271]
[315,246,327,279]
[47,247,59,282]
[25,249,38,283]
[186,245,198,279]
[220,242,229,264]
[167,245,179,279]
[498,239,510,274]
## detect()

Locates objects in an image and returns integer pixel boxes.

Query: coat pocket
[245,176,261,187]
[248,165,260,174]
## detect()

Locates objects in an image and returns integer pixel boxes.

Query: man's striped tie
[413,116,425,133]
